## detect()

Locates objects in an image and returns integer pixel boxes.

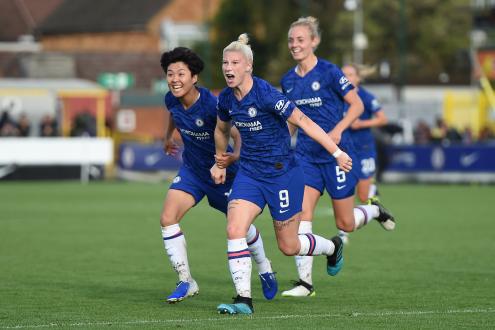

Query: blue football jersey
[165,86,237,181]
[281,59,355,163]
[217,76,296,178]
[347,87,382,151]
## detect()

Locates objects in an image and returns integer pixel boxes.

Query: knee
[226,223,246,239]
[278,242,299,256]
[160,210,178,227]
[336,219,355,233]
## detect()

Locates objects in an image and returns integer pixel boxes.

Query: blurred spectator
[17,113,31,137]
[70,112,96,137]
[430,118,461,144]
[479,126,495,142]
[375,123,403,182]
[0,111,19,137]
[413,120,431,144]
[40,114,58,137]
[461,127,473,144]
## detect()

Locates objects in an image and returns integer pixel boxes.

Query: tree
[195,0,471,88]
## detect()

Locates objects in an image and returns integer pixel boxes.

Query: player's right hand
[336,151,352,173]
[164,138,179,156]
[210,164,226,184]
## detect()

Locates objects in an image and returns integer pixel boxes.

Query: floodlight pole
[353,0,364,65]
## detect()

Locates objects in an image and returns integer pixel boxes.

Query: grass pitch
[0,181,494,329]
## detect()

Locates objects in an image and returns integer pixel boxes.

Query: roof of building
[0,0,64,41]
[38,0,171,35]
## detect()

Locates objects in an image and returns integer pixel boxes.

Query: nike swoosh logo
[286,88,293,93]
[145,152,162,166]
[460,152,479,167]
[337,185,346,190]
[279,209,290,213]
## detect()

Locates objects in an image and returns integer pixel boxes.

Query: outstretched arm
[288,108,352,172]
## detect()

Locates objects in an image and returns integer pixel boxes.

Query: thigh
[300,185,321,221]
[161,188,196,226]
[264,165,304,221]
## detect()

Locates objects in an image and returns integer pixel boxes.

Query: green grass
[0,182,494,329]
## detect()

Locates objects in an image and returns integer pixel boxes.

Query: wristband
[332,148,343,158]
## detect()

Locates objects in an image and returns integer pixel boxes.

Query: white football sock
[298,233,334,256]
[162,224,191,282]
[227,238,252,298]
[353,205,380,230]
[246,224,272,274]
[295,221,314,285]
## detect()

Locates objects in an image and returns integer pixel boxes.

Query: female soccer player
[342,64,388,203]
[280,17,395,298]
[211,34,352,315]
[159,47,277,304]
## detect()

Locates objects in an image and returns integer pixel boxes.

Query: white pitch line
[1,308,494,329]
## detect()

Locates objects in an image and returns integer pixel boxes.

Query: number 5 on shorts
[335,166,346,183]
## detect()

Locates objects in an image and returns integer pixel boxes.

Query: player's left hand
[215,152,239,168]
[210,164,227,184]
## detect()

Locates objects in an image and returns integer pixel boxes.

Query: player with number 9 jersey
[212,33,353,315]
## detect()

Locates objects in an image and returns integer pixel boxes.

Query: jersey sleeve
[329,66,354,98]
[216,91,231,122]
[262,83,296,120]
[369,96,382,113]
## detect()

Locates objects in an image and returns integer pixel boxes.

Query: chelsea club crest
[248,107,257,117]
[311,81,320,91]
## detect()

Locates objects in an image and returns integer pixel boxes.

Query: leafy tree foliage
[195,0,471,88]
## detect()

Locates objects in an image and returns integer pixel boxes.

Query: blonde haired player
[212,33,352,314]
[280,17,396,297]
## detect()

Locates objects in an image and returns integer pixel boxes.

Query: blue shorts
[229,166,304,221]
[169,166,233,214]
[300,159,358,200]
[355,148,377,180]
